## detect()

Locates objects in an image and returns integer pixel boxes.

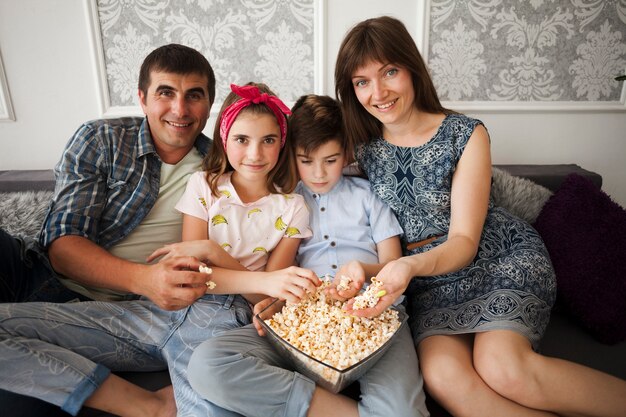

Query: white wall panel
[0,0,624,207]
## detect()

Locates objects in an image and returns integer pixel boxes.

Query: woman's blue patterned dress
[356,114,556,349]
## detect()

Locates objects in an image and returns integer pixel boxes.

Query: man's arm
[49,235,208,310]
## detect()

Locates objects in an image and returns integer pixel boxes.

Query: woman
[335,15,626,417]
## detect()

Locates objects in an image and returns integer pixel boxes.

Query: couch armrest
[0,170,55,192]
[493,164,602,192]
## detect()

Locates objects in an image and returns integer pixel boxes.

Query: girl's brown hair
[334,16,450,149]
[202,82,297,196]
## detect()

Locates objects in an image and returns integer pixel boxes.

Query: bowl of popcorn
[256,278,407,393]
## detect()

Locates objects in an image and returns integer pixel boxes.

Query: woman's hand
[252,297,285,336]
[326,260,365,301]
[344,257,414,317]
[263,266,321,304]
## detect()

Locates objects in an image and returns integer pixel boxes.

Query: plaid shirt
[40,117,210,249]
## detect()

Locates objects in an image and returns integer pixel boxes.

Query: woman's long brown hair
[334,16,450,151]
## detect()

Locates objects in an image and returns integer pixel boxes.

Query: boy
[290,94,403,295]
[187,95,430,417]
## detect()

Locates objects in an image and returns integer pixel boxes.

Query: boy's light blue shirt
[295,176,403,277]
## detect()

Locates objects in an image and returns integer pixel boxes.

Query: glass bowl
[256,298,408,393]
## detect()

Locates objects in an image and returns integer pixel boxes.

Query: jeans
[0,294,249,416]
[188,305,430,417]
[1,228,94,416]
[0,228,86,303]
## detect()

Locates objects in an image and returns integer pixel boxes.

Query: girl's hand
[147,240,214,263]
[264,266,321,304]
[326,260,365,301]
[344,257,414,317]
[252,297,285,336]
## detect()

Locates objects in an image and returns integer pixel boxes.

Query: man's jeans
[1,228,92,416]
[0,228,85,303]
[0,294,249,416]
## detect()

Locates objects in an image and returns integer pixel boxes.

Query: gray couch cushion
[0,170,55,192]
[493,164,602,192]
[491,167,553,224]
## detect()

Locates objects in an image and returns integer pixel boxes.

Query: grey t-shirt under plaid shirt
[39,117,210,298]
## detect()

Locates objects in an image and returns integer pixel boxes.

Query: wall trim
[448,100,626,113]
[0,50,15,122]
[86,0,141,118]
[314,0,327,95]
[415,0,430,58]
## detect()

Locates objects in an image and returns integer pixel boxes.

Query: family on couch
[1,16,625,417]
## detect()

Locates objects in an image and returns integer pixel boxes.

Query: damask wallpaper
[95,0,315,109]
[93,0,625,112]
[426,0,626,104]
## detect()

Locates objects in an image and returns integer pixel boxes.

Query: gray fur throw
[491,167,553,224]
[0,191,53,238]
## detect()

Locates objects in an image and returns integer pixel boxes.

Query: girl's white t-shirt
[176,171,312,271]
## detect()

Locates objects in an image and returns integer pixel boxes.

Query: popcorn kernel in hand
[199,265,216,289]
[336,275,353,292]
[352,277,384,310]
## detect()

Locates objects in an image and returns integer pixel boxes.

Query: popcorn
[352,277,385,310]
[265,279,400,371]
[199,265,216,289]
[199,265,213,274]
[336,275,352,292]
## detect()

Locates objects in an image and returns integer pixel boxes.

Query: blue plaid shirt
[40,117,210,249]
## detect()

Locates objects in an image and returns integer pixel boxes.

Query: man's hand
[140,256,210,310]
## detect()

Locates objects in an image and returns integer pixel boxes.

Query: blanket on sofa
[0,190,53,238]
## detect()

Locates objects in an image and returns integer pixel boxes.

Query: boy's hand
[252,297,284,336]
[326,260,365,301]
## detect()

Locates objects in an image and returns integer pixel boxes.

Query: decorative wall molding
[419,0,626,112]
[0,50,15,122]
[86,0,115,117]
[86,0,323,118]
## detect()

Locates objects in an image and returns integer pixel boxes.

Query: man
[1,43,214,308]
[0,43,224,417]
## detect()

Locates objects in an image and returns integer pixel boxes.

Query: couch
[1,165,625,417]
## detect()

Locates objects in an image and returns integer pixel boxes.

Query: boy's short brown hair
[289,95,346,157]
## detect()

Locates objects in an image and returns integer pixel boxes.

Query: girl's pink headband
[219,84,291,150]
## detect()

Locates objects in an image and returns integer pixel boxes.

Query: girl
[149,82,319,306]
[334,15,626,417]
[136,82,321,415]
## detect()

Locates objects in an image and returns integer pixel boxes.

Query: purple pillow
[533,173,626,344]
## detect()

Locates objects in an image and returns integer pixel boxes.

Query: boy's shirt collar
[297,175,347,198]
